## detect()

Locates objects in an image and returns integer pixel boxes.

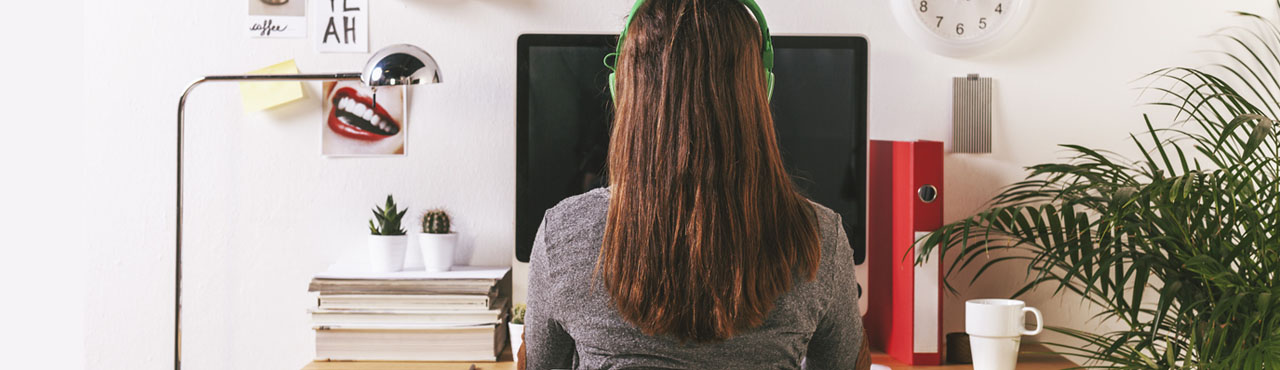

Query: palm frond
[916,11,1280,368]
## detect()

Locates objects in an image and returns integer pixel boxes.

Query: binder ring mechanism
[918,184,938,203]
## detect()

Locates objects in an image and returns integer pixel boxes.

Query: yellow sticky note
[239,59,305,112]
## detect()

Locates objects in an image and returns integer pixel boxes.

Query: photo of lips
[321,81,406,156]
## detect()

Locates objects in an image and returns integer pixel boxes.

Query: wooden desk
[870,343,1075,369]
[302,343,1074,369]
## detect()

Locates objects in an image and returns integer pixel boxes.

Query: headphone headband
[607,0,775,100]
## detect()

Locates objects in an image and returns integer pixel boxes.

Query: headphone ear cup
[609,72,618,101]
[766,71,775,101]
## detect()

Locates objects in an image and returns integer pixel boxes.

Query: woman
[525,0,867,368]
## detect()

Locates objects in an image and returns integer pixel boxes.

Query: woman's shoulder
[804,199,843,238]
[539,187,611,247]
[544,187,610,224]
[803,199,855,279]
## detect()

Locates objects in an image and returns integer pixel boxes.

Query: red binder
[865,140,943,365]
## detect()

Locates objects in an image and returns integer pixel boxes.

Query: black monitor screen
[516,34,867,264]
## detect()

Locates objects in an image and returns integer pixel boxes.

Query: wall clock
[892,0,1033,57]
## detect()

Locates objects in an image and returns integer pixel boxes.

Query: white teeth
[335,96,387,130]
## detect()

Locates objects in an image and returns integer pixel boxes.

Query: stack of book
[308,266,512,362]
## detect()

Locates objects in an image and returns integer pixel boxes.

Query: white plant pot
[367,235,408,272]
[402,238,425,271]
[508,323,524,353]
[419,232,457,272]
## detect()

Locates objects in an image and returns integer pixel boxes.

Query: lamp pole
[175,73,360,370]
[173,44,440,370]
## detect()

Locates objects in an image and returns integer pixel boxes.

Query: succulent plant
[368,195,408,236]
[421,209,451,234]
[510,303,526,325]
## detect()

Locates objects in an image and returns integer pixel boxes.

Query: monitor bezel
[515,33,869,263]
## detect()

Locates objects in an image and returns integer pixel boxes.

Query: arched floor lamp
[174,44,443,370]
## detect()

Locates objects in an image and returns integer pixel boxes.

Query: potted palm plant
[916,11,1280,368]
[419,209,457,272]
[368,195,408,272]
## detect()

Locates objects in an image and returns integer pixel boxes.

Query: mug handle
[1022,307,1044,336]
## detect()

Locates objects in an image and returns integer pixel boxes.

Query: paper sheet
[238,59,305,112]
[314,0,369,53]
[247,0,306,38]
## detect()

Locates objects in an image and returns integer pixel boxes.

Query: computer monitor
[515,34,868,300]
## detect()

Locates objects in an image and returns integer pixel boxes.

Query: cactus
[421,209,451,234]
[368,195,408,236]
[510,303,526,325]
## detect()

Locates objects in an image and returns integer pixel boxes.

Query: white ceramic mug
[966,299,1043,370]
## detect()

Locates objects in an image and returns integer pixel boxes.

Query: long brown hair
[599,0,821,342]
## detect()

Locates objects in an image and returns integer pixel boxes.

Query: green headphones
[606,0,776,102]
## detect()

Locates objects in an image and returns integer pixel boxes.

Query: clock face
[893,0,1032,57]
[913,0,1013,41]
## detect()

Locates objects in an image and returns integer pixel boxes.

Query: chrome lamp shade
[362,44,444,87]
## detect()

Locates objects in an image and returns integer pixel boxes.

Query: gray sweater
[526,188,864,370]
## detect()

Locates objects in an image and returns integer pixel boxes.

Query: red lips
[327,87,400,141]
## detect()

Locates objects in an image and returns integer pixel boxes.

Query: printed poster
[322,81,406,156]
[247,0,306,38]
[315,0,369,53]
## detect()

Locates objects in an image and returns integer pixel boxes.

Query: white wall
[0,1,86,369]
[77,0,1272,369]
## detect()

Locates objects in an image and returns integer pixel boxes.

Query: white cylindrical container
[966,299,1043,370]
[968,335,1021,370]
[418,232,457,272]
[367,235,408,272]
[508,323,525,354]
[402,238,425,271]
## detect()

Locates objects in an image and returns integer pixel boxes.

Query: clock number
[919,0,928,12]
[995,3,1003,14]
[955,23,965,35]
[979,17,988,29]
[936,16,944,27]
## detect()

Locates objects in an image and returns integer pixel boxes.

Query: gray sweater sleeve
[803,214,865,369]
[525,217,576,369]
